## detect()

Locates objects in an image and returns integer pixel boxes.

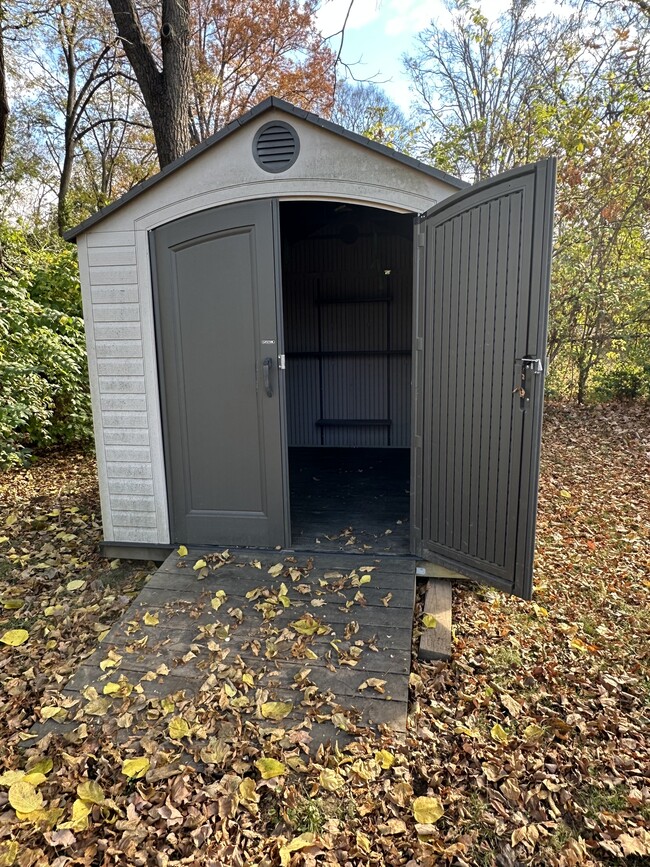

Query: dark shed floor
[37,549,416,748]
[289,447,411,554]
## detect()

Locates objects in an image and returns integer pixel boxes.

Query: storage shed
[65,97,555,599]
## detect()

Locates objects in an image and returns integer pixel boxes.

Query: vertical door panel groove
[418,160,556,597]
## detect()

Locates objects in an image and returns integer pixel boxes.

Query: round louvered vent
[253,121,300,173]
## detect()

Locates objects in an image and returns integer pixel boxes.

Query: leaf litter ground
[0,404,648,866]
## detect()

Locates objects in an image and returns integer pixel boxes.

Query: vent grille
[253,121,300,173]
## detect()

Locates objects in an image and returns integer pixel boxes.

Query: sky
[315,0,451,112]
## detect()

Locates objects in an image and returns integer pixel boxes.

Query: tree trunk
[107,0,191,167]
[0,7,10,171]
[57,144,75,236]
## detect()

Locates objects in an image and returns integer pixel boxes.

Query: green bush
[0,228,92,466]
[594,363,650,402]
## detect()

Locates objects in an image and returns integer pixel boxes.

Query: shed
[65,97,555,599]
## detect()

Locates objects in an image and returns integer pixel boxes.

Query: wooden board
[418,579,452,661]
[35,550,417,746]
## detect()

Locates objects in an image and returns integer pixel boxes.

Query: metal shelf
[316,419,392,427]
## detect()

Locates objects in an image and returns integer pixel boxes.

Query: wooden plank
[418,579,452,662]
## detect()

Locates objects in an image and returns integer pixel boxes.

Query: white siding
[78,231,170,545]
[78,108,460,547]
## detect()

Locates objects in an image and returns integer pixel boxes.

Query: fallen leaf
[193,559,207,570]
[260,701,293,721]
[66,579,86,591]
[491,723,509,744]
[143,611,159,626]
[177,545,188,556]
[255,758,286,779]
[168,717,191,740]
[76,781,105,804]
[374,749,395,769]
[279,833,316,866]
[412,795,444,824]
[0,629,29,647]
[268,563,284,577]
[319,768,345,791]
[121,757,150,779]
[422,613,438,629]
[8,781,43,814]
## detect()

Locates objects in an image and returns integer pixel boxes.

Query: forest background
[0,0,649,467]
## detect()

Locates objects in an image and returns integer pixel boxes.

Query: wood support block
[418,579,452,661]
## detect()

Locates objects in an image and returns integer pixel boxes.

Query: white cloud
[315,0,382,38]
[384,0,442,38]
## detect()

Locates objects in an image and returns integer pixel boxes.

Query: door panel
[416,159,556,598]
[152,200,287,547]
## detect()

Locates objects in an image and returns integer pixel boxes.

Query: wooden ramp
[51,549,416,746]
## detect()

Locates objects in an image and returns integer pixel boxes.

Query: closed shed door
[152,200,286,547]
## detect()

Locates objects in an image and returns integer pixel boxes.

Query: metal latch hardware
[278,354,286,370]
[521,356,543,374]
[514,357,543,404]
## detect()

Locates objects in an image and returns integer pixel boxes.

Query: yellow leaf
[177,545,188,557]
[193,559,207,570]
[422,613,438,629]
[260,701,293,721]
[77,780,105,804]
[359,575,371,585]
[27,758,52,776]
[0,629,29,647]
[239,777,259,803]
[255,758,286,779]
[5,514,17,526]
[375,749,395,770]
[40,706,66,721]
[491,723,509,744]
[121,757,150,779]
[523,723,545,742]
[412,795,444,824]
[291,616,328,636]
[102,682,121,695]
[559,489,572,499]
[319,768,345,791]
[211,590,227,611]
[8,781,43,814]
[570,636,591,652]
[66,798,91,831]
[99,657,119,671]
[242,673,255,687]
[0,771,25,787]
[168,716,191,740]
[356,832,371,853]
[358,678,386,694]
[66,579,86,592]
[143,611,159,626]
[22,773,46,787]
[268,563,284,577]
[2,598,24,610]
[0,840,19,865]
[280,833,316,866]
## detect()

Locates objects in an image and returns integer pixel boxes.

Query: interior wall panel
[281,203,413,448]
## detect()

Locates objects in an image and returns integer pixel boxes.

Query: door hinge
[278,354,286,370]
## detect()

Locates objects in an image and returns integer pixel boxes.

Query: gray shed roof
[64,96,467,241]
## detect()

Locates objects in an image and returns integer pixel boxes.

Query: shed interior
[280,201,414,552]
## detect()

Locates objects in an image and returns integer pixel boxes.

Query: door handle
[262,357,273,397]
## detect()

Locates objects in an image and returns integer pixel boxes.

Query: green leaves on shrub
[0,227,91,466]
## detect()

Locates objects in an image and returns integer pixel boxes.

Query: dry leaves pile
[0,405,648,866]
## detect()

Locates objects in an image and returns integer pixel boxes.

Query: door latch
[278,354,286,370]
[514,357,543,402]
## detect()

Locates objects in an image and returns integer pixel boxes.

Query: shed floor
[41,549,416,748]
[289,447,411,554]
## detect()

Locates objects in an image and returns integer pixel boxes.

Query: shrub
[594,363,650,402]
[0,229,91,466]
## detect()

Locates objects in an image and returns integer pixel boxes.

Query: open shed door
[152,200,287,548]
[416,159,556,598]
